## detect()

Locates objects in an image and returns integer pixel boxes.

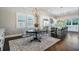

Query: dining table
[26,30,41,42]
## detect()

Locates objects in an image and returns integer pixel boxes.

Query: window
[27,15,34,29]
[72,18,79,25]
[43,19,49,27]
[16,13,26,28]
[66,20,71,25]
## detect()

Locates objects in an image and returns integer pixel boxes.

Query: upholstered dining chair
[0,30,5,51]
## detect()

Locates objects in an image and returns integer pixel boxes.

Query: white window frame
[16,13,27,28]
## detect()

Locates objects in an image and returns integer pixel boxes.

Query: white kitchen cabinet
[0,29,5,51]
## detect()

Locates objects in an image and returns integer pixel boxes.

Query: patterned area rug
[9,36,60,51]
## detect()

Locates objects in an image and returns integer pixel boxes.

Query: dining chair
[0,30,5,51]
[0,39,5,51]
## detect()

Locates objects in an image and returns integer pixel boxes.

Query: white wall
[0,7,50,35]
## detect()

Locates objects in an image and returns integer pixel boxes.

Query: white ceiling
[0,7,78,17]
[38,7,78,16]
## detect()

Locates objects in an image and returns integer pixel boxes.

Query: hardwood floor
[45,40,69,51]
[46,32,79,51]
[3,32,79,51]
